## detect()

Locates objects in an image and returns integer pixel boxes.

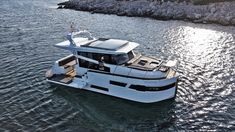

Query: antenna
[67,22,76,46]
[70,22,76,33]
[66,22,95,47]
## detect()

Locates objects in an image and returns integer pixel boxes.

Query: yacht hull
[47,74,178,103]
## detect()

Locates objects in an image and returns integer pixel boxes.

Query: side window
[92,53,102,61]
[79,59,98,69]
[93,53,116,64]
[78,52,88,57]
[78,52,92,59]
[79,52,117,65]
[78,58,89,68]
[127,51,134,60]
[112,54,129,65]
[78,59,110,72]
[103,54,114,64]
[110,55,117,65]
[87,52,92,58]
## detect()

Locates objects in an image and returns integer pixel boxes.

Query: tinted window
[127,51,134,60]
[113,54,129,65]
[78,51,135,65]
[80,52,115,64]
[78,52,92,58]
[79,58,89,68]
[78,59,110,72]
[91,53,114,64]
[103,54,115,64]
[91,53,100,61]
[112,51,134,65]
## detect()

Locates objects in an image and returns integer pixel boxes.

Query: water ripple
[0,0,235,131]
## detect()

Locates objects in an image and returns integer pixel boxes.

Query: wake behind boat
[46,30,179,103]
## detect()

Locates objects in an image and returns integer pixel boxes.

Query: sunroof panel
[92,39,128,50]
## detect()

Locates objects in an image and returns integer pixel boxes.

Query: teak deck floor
[49,70,76,84]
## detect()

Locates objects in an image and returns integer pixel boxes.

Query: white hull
[46,80,177,103]
[46,70,178,103]
[47,37,179,103]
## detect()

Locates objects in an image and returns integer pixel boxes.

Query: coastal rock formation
[58,0,235,26]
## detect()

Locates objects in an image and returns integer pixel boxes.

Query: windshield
[113,54,129,65]
[113,51,134,65]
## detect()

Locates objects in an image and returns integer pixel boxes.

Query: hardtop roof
[83,38,129,51]
[54,37,139,54]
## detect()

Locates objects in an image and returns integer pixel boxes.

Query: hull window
[129,83,176,91]
[91,85,109,91]
[110,81,127,87]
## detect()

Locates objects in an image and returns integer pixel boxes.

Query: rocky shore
[58,0,235,26]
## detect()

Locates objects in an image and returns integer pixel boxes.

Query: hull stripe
[129,82,176,91]
[110,80,127,87]
[88,70,167,80]
[90,85,109,91]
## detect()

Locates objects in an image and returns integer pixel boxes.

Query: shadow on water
[51,85,177,131]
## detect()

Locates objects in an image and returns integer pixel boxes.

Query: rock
[217,18,229,25]
[210,7,216,13]
[57,5,63,9]
[58,0,235,26]
[193,13,202,19]
[231,18,235,25]
[57,1,68,6]
[193,19,203,23]
[117,11,126,16]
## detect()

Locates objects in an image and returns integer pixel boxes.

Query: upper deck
[54,37,139,54]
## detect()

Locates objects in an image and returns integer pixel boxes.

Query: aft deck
[47,68,76,84]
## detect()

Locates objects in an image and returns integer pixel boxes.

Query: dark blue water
[0,0,235,131]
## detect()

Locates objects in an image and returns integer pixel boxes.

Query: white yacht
[46,31,179,103]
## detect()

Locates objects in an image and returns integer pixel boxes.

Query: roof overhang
[54,37,139,54]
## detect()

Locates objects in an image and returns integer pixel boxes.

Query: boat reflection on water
[52,85,177,131]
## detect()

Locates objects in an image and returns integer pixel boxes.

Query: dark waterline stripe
[110,80,127,87]
[129,82,176,92]
[90,85,109,91]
